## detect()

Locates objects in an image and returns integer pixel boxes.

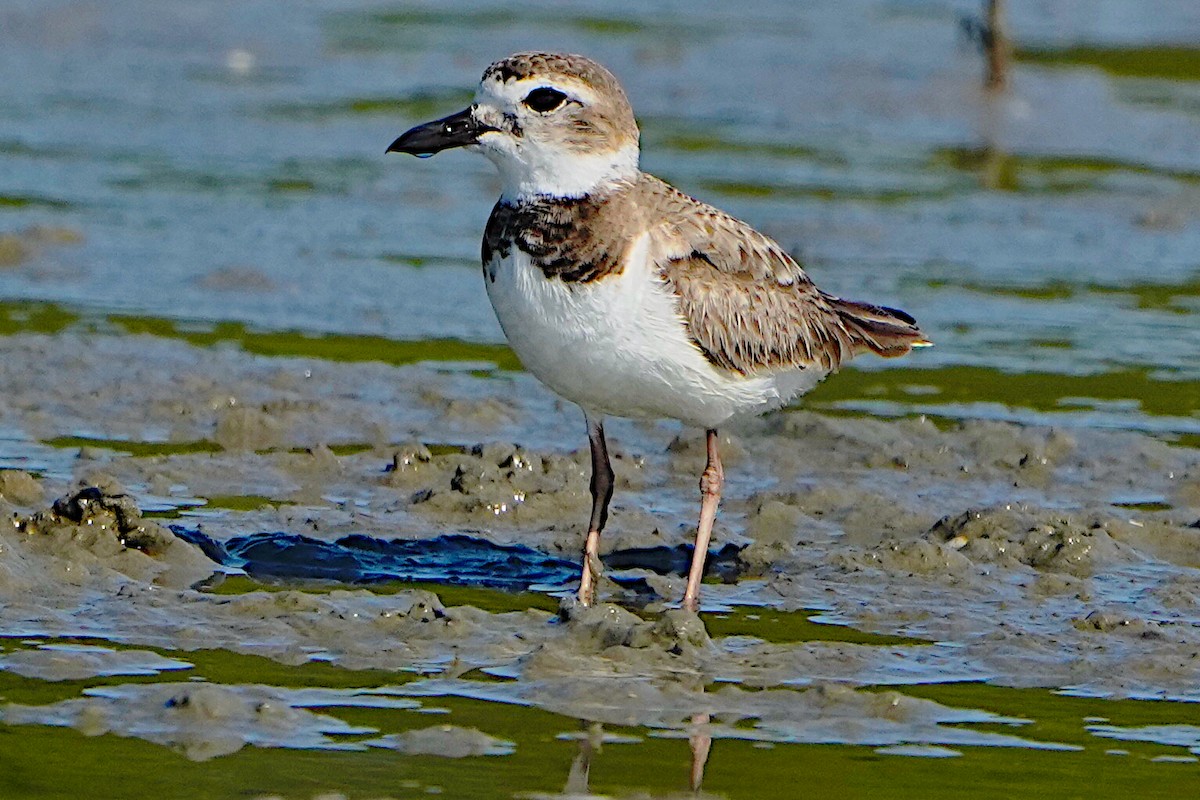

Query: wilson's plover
[388,52,927,612]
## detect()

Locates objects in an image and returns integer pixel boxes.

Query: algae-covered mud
[3,0,1200,798]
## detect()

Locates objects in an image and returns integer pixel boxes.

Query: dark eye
[522,87,568,113]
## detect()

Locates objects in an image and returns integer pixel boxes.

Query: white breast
[483,234,828,429]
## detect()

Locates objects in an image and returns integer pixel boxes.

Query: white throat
[481,140,640,201]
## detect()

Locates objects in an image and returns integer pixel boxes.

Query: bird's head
[388,52,640,200]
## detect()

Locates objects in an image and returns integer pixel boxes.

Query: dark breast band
[482,193,630,284]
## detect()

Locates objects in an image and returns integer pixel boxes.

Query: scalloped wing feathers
[641,175,926,375]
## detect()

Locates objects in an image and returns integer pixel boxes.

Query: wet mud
[0,325,1197,797]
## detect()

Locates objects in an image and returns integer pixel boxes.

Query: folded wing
[643,177,927,376]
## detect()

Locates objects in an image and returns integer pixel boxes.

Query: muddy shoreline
[2,328,1198,716]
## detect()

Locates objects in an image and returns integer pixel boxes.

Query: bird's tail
[830,296,931,358]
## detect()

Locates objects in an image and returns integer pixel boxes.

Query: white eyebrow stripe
[477,75,599,108]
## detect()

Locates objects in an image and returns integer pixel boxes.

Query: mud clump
[1073,610,1163,638]
[927,506,1135,576]
[372,724,514,757]
[0,682,370,762]
[558,601,710,652]
[830,537,974,577]
[0,645,192,682]
[558,601,653,649]
[378,440,672,557]
[387,441,591,529]
[762,413,1079,487]
[214,405,286,451]
[513,602,714,684]
[10,481,217,589]
[0,469,44,506]
[738,499,806,574]
[441,396,519,428]
[827,504,1155,579]
[23,484,172,554]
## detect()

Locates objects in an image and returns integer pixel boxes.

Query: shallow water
[2,0,1200,797]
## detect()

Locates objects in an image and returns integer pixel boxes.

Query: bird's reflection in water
[558,712,716,798]
[561,722,596,796]
[688,712,712,794]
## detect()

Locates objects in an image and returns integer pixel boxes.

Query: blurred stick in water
[961,0,1011,91]
[985,0,1011,90]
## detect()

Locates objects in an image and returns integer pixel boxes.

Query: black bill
[386,107,497,156]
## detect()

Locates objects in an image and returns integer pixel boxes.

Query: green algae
[110,158,378,196]
[42,438,371,461]
[902,682,1200,757]
[706,607,928,646]
[927,272,1200,314]
[660,141,1200,201]
[202,573,928,647]
[327,443,375,456]
[655,133,821,160]
[0,636,407,705]
[266,89,475,122]
[201,494,290,512]
[699,178,938,204]
[1111,501,1173,513]
[807,364,1200,420]
[640,122,841,164]
[377,252,470,268]
[364,8,636,32]
[932,146,1200,192]
[0,707,1188,800]
[927,277,1077,301]
[424,443,470,457]
[324,8,680,54]
[0,692,568,800]
[1116,82,1200,117]
[42,436,222,458]
[1091,275,1200,314]
[1016,45,1200,82]
[107,314,522,371]
[204,580,928,641]
[0,194,73,210]
[0,140,74,159]
[1173,433,1200,449]
[0,303,79,336]
[205,575,561,615]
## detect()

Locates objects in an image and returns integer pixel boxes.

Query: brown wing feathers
[649,177,926,375]
[662,255,856,373]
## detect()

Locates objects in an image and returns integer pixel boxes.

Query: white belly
[483,236,827,429]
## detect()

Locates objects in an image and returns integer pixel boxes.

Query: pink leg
[578,527,601,605]
[578,415,613,606]
[682,429,722,613]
